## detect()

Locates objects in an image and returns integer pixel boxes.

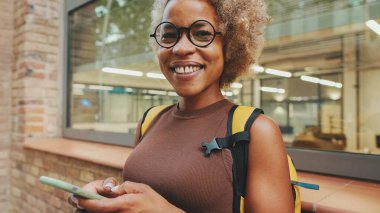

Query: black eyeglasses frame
[150,19,222,48]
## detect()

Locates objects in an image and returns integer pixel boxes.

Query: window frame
[63,0,135,146]
[63,0,380,181]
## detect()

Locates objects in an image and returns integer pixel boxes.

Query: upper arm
[244,114,294,213]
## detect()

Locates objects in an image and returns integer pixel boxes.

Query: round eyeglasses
[150,20,222,48]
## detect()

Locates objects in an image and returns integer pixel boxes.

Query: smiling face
[157,0,224,99]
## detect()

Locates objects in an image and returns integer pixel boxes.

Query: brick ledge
[24,138,133,169]
[24,138,380,212]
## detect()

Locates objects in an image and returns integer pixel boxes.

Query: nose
[172,32,196,56]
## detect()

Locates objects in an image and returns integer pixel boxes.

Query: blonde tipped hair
[150,0,270,87]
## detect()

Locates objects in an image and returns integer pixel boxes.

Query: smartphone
[39,176,106,200]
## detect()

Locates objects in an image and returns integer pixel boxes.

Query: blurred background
[0,0,380,212]
[68,0,380,154]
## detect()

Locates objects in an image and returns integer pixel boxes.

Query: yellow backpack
[140,104,319,213]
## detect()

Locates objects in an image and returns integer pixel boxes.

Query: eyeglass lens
[154,20,216,48]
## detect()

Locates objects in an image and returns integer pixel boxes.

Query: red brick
[18,107,44,114]
[19,61,45,70]
[21,116,44,123]
[18,99,44,105]
[19,125,44,133]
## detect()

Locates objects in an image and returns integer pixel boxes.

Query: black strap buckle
[201,138,221,157]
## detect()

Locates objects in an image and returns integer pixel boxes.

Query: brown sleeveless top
[123,99,235,213]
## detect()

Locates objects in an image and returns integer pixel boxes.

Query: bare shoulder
[247,113,288,169]
[249,113,284,147]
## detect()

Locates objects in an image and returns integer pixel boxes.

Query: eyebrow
[162,24,176,30]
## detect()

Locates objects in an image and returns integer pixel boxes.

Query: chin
[173,86,202,98]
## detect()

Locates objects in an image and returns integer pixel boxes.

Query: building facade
[0,0,379,212]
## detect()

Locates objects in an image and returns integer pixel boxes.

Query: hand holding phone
[40,176,106,200]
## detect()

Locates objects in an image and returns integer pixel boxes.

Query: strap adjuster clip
[201,138,221,157]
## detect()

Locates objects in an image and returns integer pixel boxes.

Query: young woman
[70,0,294,212]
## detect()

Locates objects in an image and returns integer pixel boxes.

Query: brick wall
[11,0,63,211]
[11,149,122,213]
[4,0,124,212]
[0,0,15,211]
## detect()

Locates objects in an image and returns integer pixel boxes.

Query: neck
[178,90,225,111]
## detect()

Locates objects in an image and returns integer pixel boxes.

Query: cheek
[208,47,224,71]
[157,49,164,62]
[157,49,169,69]
[208,40,224,64]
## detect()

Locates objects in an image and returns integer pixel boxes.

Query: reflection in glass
[250,0,380,155]
[68,0,176,134]
[66,0,380,155]
[67,0,240,134]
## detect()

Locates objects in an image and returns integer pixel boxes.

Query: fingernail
[111,185,119,192]
[104,182,115,190]
[71,194,78,204]
[70,195,84,210]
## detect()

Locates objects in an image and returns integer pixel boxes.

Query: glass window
[67,0,178,138]
[65,0,241,145]
[65,0,380,180]
[248,0,380,158]
[238,0,380,180]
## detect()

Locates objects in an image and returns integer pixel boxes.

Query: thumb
[113,181,151,195]
[102,177,119,191]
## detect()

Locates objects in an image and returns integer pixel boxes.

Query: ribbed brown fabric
[123,99,235,213]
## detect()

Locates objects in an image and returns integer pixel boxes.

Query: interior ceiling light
[147,89,167,95]
[167,91,178,96]
[265,68,292,78]
[260,86,285,94]
[231,82,243,89]
[251,64,292,78]
[88,85,114,91]
[251,64,265,73]
[102,67,143,77]
[366,20,380,36]
[146,72,166,79]
[300,75,320,83]
[221,91,233,97]
[301,75,342,88]
[73,84,86,89]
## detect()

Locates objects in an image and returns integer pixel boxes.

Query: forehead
[162,0,219,26]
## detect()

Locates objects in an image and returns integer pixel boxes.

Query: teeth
[174,66,201,74]
[174,67,184,73]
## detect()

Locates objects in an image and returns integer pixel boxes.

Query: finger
[102,177,119,191]
[72,209,87,213]
[82,180,116,197]
[114,181,151,195]
[78,195,138,213]
[68,194,76,208]
[82,180,107,195]
[68,194,84,209]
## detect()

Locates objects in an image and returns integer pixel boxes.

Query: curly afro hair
[150,0,270,88]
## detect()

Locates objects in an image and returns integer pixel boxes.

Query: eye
[192,30,213,41]
[162,32,177,39]
[195,30,212,36]
[161,32,178,42]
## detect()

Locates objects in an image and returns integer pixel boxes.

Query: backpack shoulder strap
[209,105,315,213]
[202,105,264,156]
[227,105,263,213]
[139,104,172,140]
[231,106,263,134]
